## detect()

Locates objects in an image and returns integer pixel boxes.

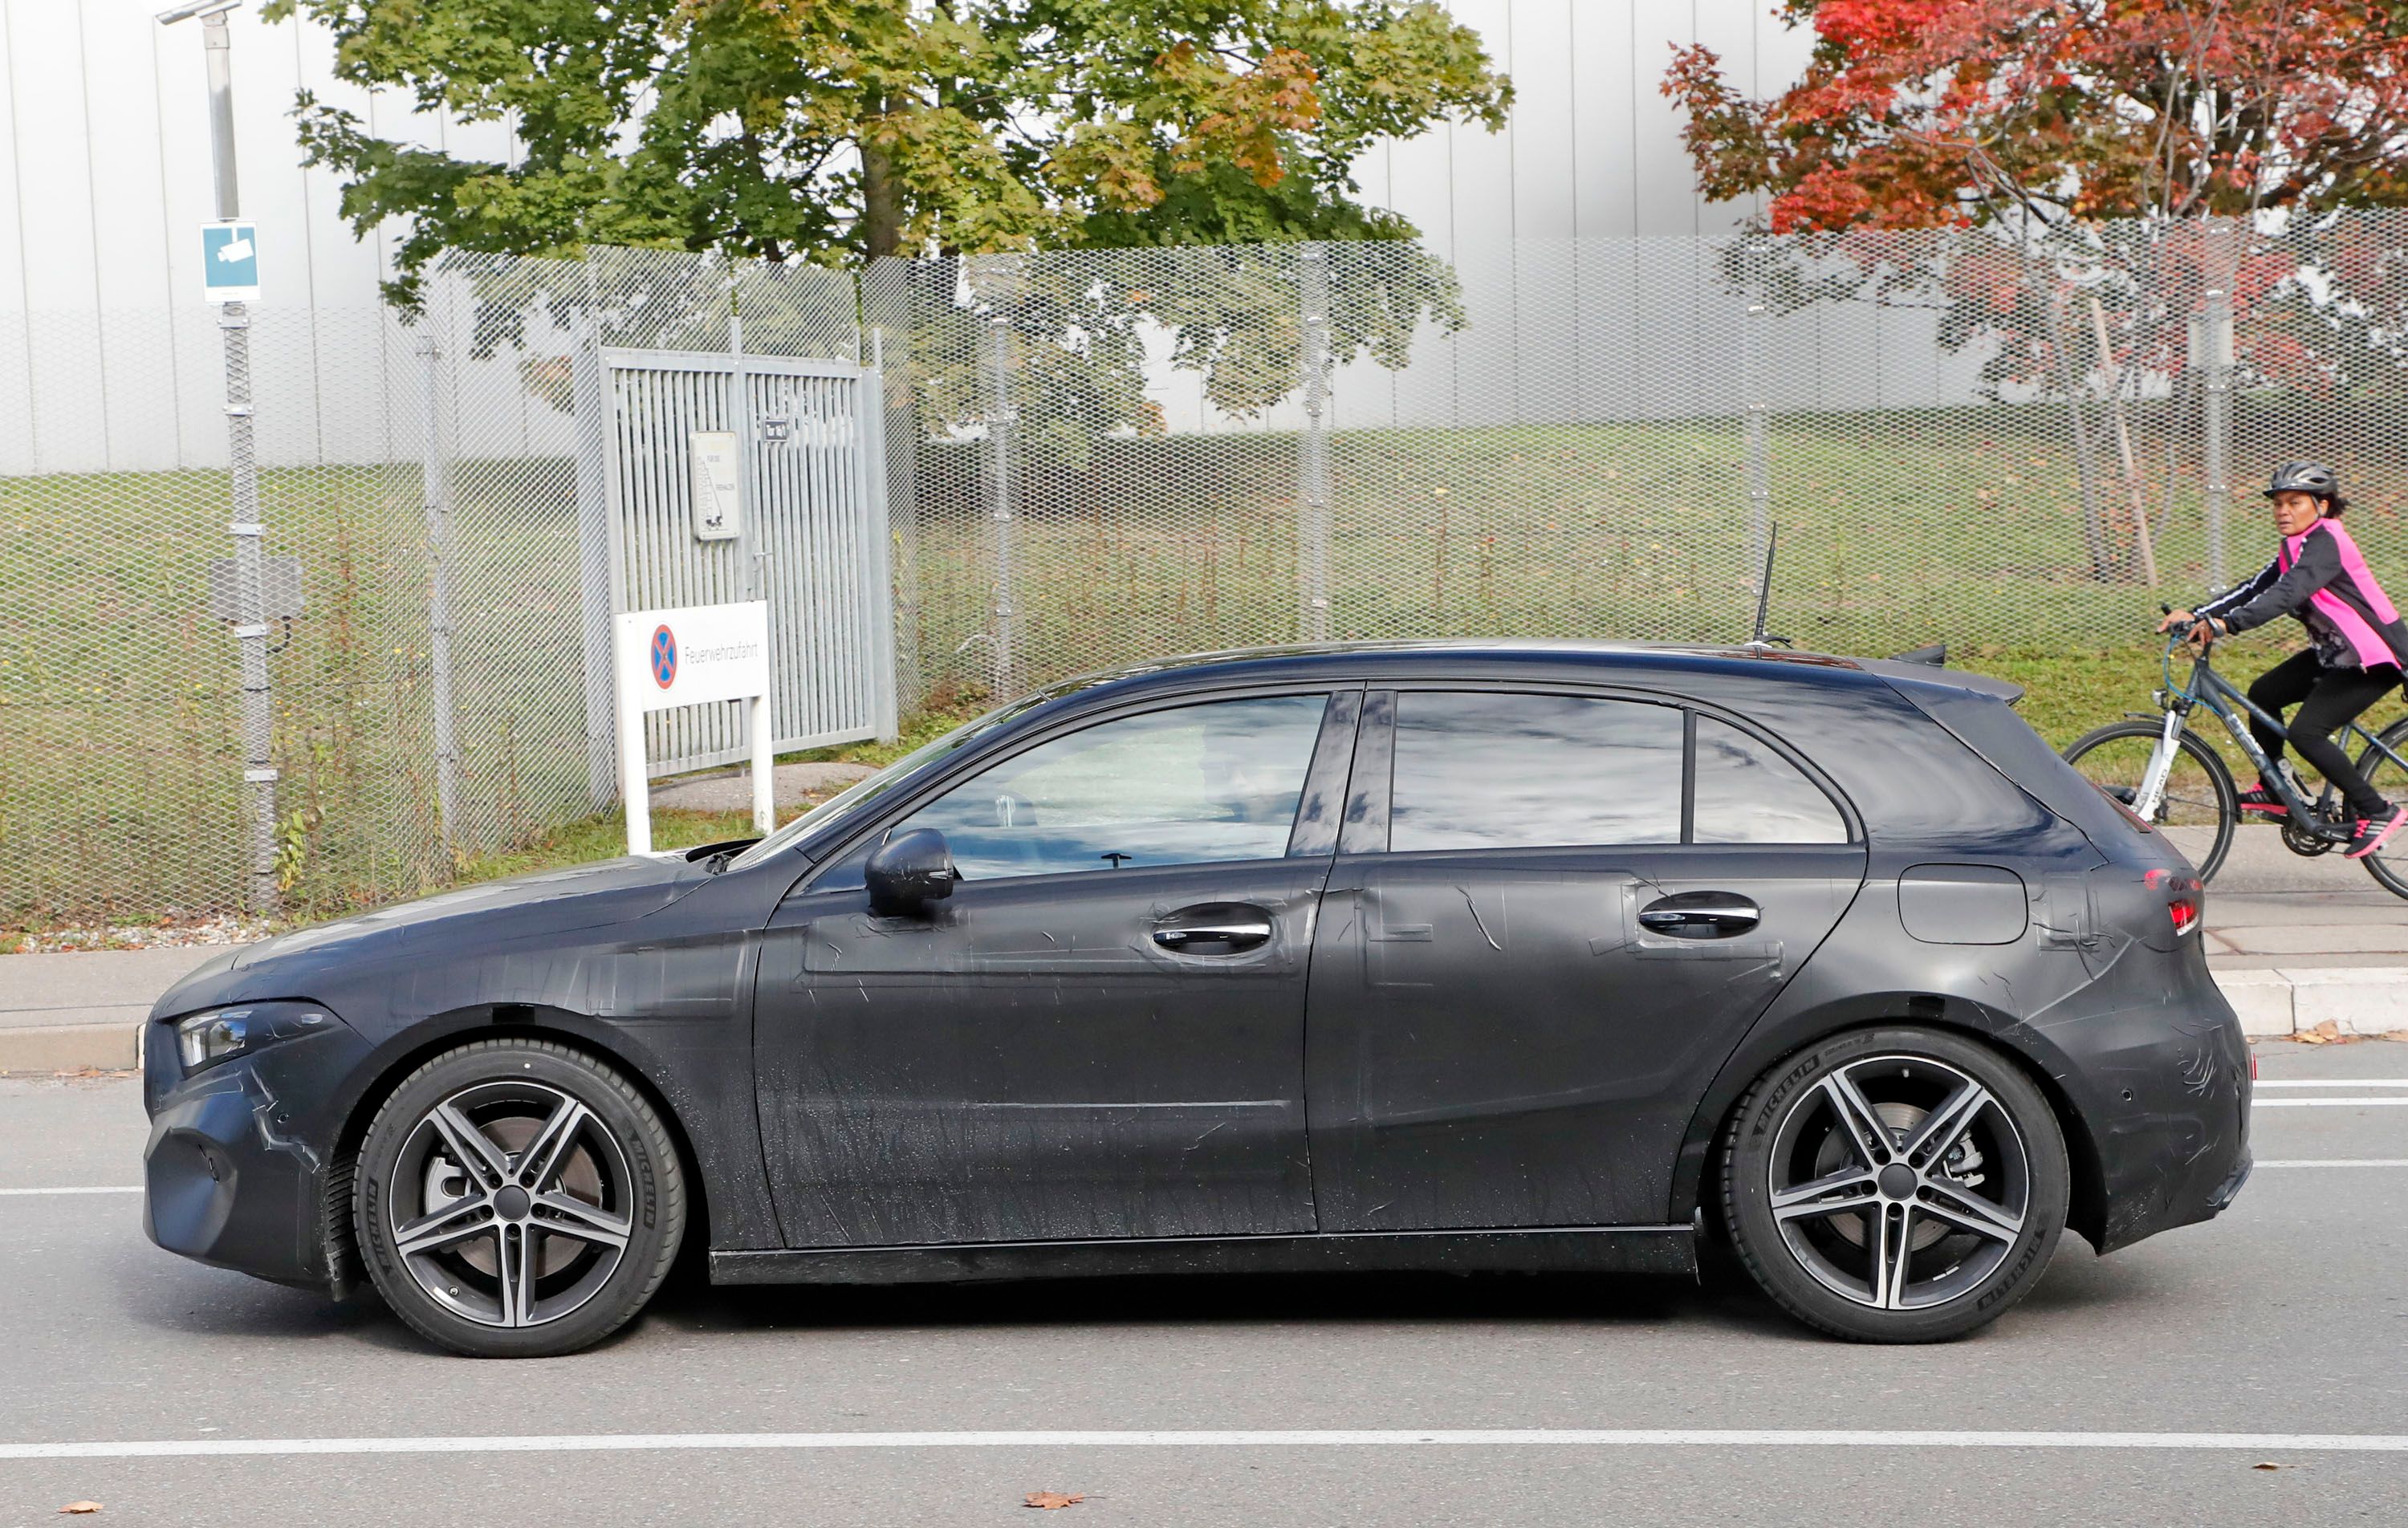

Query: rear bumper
[2044,962,2252,1254]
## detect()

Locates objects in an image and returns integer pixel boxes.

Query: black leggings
[2246,649,2400,819]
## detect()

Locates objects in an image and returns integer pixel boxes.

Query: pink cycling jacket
[2198,518,2408,673]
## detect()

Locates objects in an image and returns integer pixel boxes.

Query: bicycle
[2060,616,2408,898]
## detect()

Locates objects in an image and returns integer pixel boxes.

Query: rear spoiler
[1854,651,2026,707]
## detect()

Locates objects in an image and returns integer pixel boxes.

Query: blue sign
[649,624,678,689]
[201,221,258,303]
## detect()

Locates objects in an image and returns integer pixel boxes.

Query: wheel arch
[320,1006,714,1297]
[1670,994,2109,1252]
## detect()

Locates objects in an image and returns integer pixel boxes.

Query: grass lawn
[11,390,2406,927]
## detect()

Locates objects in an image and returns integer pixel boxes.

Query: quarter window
[1390,692,1685,851]
[894,694,1328,880]
[1691,716,1849,843]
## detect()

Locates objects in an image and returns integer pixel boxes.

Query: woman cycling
[2160,461,2408,859]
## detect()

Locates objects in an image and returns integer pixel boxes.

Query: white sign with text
[613,600,775,853]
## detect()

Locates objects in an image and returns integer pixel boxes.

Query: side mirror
[865,827,958,919]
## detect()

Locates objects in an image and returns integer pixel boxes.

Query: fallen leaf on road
[1023,1491,1085,1509]
[58,1503,102,1514]
[2251,1462,2298,1471]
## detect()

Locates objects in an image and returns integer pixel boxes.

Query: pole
[1741,238,1771,589]
[728,273,762,601]
[986,315,1018,699]
[417,328,460,853]
[616,627,651,856]
[571,270,617,810]
[176,3,279,914]
[1298,246,1332,642]
[2202,219,2236,590]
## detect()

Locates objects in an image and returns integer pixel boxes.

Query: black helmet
[2265,461,2343,504]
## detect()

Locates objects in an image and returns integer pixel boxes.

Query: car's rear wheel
[1723,1026,2068,1343]
[354,1038,685,1358]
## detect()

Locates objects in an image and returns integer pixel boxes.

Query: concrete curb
[2215,965,2408,1038]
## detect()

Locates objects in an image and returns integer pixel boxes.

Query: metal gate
[600,347,897,780]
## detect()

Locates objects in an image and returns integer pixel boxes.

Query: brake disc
[1816,1100,1983,1251]
[420,1111,604,1278]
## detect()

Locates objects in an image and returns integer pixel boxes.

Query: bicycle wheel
[2353,719,2408,900]
[2061,719,2238,880]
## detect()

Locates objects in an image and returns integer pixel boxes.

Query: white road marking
[2254,1079,2408,1088]
[0,1186,140,1197]
[2255,1159,2408,1167]
[6,1429,2408,1462]
[2253,1098,2408,1107]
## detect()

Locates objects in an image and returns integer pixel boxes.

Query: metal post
[1298,246,1333,642]
[856,331,901,743]
[1741,239,1771,583]
[417,328,460,852]
[570,291,618,811]
[728,273,762,601]
[986,315,1018,699]
[2201,218,2236,589]
[165,2,278,913]
[200,8,238,223]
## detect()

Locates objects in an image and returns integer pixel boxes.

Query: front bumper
[140,1010,371,1294]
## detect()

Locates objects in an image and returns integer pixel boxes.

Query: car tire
[1722,1026,2068,1343]
[353,1038,685,1358]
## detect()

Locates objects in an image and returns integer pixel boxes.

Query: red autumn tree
[1664,0,2408,234]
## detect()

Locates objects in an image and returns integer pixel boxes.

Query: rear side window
[1693,717,1849,843]
[1391,693,1685,850]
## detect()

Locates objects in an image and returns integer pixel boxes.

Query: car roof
[1024,638,2024,709]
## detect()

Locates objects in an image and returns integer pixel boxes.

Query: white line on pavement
[2254,1099,2408,1107]
[0,1186,140,1196]
[6,1430,2408,1462]
[2256,1160,2408,1167]
[2254,1079,2408,1088]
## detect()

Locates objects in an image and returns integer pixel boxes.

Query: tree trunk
[860,96,902,261]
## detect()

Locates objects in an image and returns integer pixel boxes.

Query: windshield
[725,689,1063,872]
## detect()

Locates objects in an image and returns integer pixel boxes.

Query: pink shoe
[2345,804,2407,860]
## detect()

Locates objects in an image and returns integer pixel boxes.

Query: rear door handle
[1153,904,1274,954]
[1637,892,1761,939]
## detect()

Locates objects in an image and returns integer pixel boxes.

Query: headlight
[172,1003,336,1074]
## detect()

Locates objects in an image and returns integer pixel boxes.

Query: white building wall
[0,0,1812,469]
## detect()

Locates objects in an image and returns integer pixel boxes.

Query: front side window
[893,694,1329,880]
[1390,692,1685,851]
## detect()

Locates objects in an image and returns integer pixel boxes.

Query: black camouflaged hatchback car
[142,641,2249,1356]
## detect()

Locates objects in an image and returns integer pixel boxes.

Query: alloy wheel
[384,1080,635,1331]
[1765,1055,2032,1311]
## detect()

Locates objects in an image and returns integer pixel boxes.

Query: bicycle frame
[2141,636,2408,831]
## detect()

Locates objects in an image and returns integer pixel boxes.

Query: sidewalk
[1,825,2398,1071]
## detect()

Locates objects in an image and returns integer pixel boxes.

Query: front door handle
[1637,891,1762,939]
[1153,904,1274,954]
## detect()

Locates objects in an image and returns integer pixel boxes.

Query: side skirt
[710,1225,1695,1287]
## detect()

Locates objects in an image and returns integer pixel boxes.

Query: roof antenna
[1747,526,1790,648]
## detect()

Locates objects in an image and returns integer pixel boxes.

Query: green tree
[267,0,1510,299]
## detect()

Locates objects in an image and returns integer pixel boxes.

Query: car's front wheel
[354,1038,685,1358]
[1722,1026,2068,1343]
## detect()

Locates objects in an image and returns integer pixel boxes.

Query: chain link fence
[10,211,2408,924]
[868,213,2408,718]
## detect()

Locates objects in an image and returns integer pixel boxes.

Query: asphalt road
[4,1043,2406,1526]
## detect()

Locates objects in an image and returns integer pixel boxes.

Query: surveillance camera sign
[201,221,258,303]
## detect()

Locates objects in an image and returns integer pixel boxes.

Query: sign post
[614,600,775,855]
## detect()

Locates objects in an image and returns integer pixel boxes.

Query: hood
[152,854,700,1021]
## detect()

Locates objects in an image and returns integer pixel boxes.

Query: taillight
[2146,867,2204,937]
